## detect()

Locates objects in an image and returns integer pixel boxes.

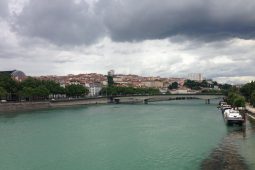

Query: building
[86,83,102,97]
[107,70,115,76]
[142,81,164,88]
[188,73,203,82]
[0,70,26,82]
[113,76,123,82]
[170,87,198,94]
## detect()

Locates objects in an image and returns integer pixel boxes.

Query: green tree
[227,91,245,107]
[20,87,35,101]
[20,77,41,89]
[251,91,255,107]
[42,80,65,94]
[168,82,178,90]
[219,84,232,90]
[240,81,255,102]
[227,92,238,105]
[201,80,208,87]
[0,86,7,99]
[233,96,245,107]
[107,75,114,87]
[65,84,89,97]
[0,73,19,93]
[184,80,201,90]
[33,86,50,98]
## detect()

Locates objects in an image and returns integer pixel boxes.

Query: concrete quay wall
[50,98,108,107]
[0,98,108,113]
[0,102,50,113]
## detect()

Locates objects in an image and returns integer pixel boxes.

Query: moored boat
[220,104,232,114]
[223,109,244,126]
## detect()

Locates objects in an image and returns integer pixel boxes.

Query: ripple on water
[201,126,249,170]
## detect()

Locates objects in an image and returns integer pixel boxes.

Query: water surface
[0,100,255,170]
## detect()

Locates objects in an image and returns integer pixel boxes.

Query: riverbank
[0,97,108,113]
[245,104,255,120]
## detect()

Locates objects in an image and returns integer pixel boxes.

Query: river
[0,100,255,170]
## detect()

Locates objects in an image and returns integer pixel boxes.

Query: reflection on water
[201,125,249,170]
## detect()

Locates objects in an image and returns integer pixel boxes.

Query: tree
[20,77,41,89]
[251,91,255,107]
[0,73,19,93]
[33,86,50,99]
[20,87,34,101]
[168,82,178,90]
[240,81,255,102]
[227,91,245,107]
[172,82,178,89]
[233,96,245,107]
[42,80,65,94]
[219,83,232,91]
[184,80,201,90]
[201,80,208,87]
[107,75,114,87]
[65,84,89,97]
[0,86,7,99]
[227,92,238,105]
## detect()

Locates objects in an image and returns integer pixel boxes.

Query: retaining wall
[0,98,108,113]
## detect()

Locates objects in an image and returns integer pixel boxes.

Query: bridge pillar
[109,97,114,103]
[144,99,148,104]
[205,99,210,104]
[114,99,120,104]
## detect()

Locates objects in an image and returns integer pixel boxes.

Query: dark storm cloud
[14,0,104,45]
[13,0,255,44]
[98,0,255,42]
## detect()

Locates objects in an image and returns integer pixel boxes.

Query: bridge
[110,94,225,104]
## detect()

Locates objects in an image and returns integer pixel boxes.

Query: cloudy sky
[0,0,255,84]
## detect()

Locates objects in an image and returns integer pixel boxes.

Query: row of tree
[226,91,245,107]
[168,80,232,94]
[240,81,255,107]
[168,82,178,90]
[223,81,255,108]
[0,74,89,101]
[184,80,217,90]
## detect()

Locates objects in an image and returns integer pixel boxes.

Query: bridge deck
[112,94,225,103]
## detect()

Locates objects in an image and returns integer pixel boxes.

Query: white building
[113,76,123,82]
[142,81,164,88]
[188,73,203,82]
[87,83,102,97]
[170,87,199,94]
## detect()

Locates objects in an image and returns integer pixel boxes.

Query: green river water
[0,100,255,170]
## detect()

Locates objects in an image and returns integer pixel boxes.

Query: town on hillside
[33,70,221,95]
[0,69,231,101]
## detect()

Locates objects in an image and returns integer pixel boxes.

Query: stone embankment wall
[50,98,108,107]
[0,98,108,113]
[0,102,50,113]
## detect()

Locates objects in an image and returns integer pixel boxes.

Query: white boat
[223,109,244,126]
[219,101,227,106]
[221,104,232,114]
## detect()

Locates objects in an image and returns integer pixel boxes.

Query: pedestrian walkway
[245,103,255,119]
